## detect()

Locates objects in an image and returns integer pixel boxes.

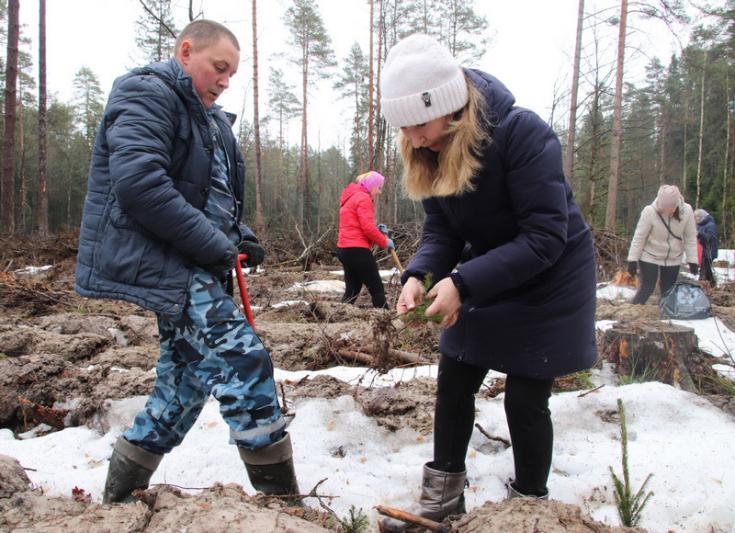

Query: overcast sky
[16,0,699,150]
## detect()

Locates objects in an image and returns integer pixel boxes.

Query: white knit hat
[380,34,468,128]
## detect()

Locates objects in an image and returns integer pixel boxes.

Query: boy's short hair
[175,19,239,53]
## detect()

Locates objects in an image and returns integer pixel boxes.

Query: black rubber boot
[102,436,163,504]
[239,432,301,505]
[379,463,467,532]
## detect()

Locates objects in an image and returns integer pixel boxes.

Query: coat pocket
[95,205,167,288]
[95,224,146,286]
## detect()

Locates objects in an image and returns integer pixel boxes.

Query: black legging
[432,355,554,497]
[700,251,716,287]
[336,247,387,308]
[631,260,680,304]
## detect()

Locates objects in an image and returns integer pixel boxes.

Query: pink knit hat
[357,171,385,193]
[656,185,681,210]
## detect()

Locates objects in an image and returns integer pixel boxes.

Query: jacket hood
[650,195,684,213]
[340,182,367,207]
[465,68,516,125]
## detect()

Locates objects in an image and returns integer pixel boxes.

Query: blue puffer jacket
[75,59,249,318]
[403,69,597,379]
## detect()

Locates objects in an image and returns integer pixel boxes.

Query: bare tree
[368,0,375,169]
[283,0,335,231]
[695,50,706,207]
[1,0,18,234]
[37,0,48,237]
[252,0,265,234]
[565,0,585,186]
[604,0,628,231]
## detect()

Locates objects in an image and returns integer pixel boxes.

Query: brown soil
[1,234,734,531]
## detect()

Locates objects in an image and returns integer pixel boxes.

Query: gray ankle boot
[239,432,301,504]
[103,436,163,504]
[506,481,549,500]
[380,463,467,532]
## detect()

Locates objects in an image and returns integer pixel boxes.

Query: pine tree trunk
[658,106,667,185]
[1,0,20,234]
[682,49,689,192]
[38,0,49,238]
[375,0,384,174]
[298,47,309,230]
[299,55,310,231]
[277,108,284,216]
[565,0,584,187]
[368,0,375,170]
[696,52,706,208]
[723,76,731,242]
[605,0,627,231]
[583,86,600,222]
[317,134,322,234]
[252,0,265,234]
[16,92,25,233]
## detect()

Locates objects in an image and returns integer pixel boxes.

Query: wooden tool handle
[375,505,451,533]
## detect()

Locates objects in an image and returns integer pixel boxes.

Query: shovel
[389,247,404,274]
[234,253,256,330]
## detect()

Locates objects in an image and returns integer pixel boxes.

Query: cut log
[601,320,698,391]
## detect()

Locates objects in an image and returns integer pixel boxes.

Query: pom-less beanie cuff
[381,69,468,128]
[380,33,469,128]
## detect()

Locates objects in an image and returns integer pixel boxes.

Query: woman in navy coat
[378,34,597,530]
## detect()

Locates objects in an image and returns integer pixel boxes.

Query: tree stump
[602,320,698,391]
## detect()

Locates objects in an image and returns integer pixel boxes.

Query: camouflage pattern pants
[123,268,285,454]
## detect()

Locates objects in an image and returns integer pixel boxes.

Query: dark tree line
[1,0,733,250]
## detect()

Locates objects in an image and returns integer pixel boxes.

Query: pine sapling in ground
[609,398,654,527]
[337,505,370,533]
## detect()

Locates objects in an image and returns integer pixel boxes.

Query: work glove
[238,237,266,267]
[377,223,391,236]
[203,243,238,277]
[627,261,637,277]
[689,263,699,275]
[385,238,395,250]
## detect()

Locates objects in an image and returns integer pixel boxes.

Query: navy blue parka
[696,214,719,261]
[403,70,597,379]
[75,59,253,318]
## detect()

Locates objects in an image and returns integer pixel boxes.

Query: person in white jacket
[626,184,699,304]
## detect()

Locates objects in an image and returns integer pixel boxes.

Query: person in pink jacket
[336,171,395,308]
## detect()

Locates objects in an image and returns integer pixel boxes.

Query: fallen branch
[375,505,453,533]
[336,347,422,366]
[578,384,605,397]
[474,423,511,448]
[254,477,337,504]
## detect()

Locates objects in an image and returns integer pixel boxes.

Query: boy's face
[178,37,239,108]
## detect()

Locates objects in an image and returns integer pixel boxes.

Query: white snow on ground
[2,256,735,531]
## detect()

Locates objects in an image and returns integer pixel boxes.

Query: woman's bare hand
[426,277,461,327]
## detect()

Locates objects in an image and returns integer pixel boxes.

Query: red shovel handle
[235,253,256,330]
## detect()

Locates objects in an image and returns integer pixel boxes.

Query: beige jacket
[627,200,698,267]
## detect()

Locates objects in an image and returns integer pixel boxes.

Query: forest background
[1,0,734,251]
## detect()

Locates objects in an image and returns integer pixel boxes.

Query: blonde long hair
[399,79,489,200]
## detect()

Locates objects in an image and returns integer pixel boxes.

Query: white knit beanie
[380,34,468,128]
